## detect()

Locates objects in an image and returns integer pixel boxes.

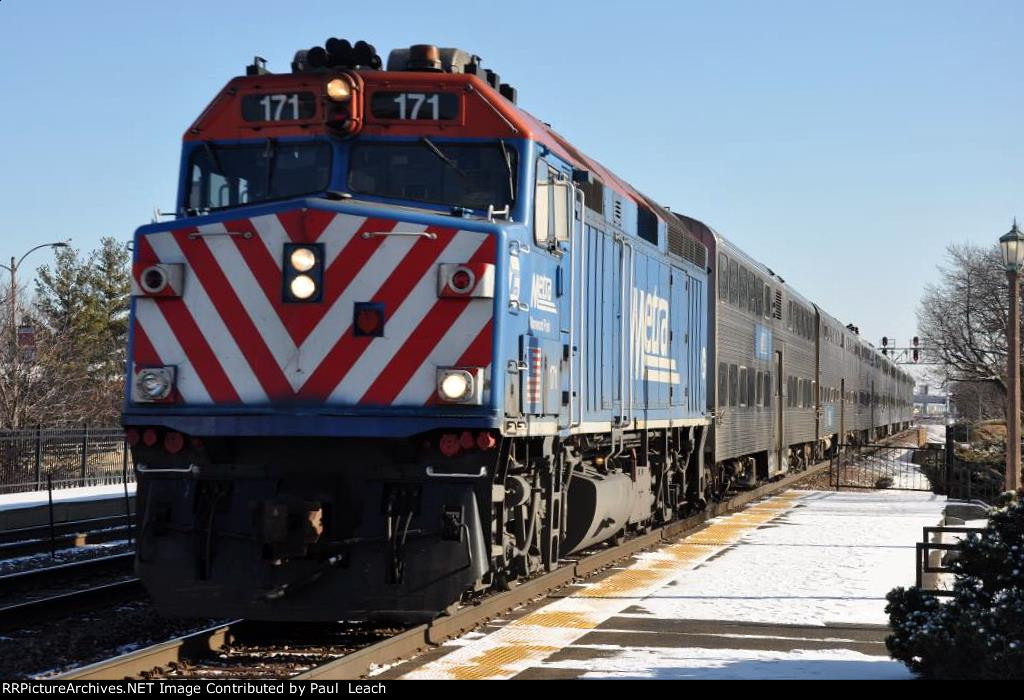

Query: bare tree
[918,242,1021,419]
[0,288,78,429]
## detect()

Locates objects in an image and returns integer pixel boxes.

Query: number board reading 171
[241,93,318,122]
[371,92,459,120]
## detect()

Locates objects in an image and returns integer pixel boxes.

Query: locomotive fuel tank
[562,467,654,553]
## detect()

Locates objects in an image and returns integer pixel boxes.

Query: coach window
[739,367,748,407]
[729,364,738,407]
[748,370,757,409]
[735,266,745,311]
[764,372,772,407]
[729,259,739,306]
[749,274,759,313]
[718,255,729,301]
[718,363,728,406]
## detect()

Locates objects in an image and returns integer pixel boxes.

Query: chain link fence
[0,426,134,494]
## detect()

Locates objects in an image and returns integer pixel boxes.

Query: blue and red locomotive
[124,39,910,621]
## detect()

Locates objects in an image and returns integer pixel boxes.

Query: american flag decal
[521,336,544,414]
[129,208,494,408]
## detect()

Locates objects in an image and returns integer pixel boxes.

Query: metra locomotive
[124,39,913,621]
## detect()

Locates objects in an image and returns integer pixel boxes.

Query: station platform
[0,483,135,530]
[388,489,946,680]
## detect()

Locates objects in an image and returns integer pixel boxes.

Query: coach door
[772,349,785,475]
[839,378,846,445]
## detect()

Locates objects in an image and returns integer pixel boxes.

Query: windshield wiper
[263,138,278,198]
[202,141,224,174]
[497,138,514,201]
[420,137,467,177]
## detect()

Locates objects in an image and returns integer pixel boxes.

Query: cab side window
[533,161,571,247]
[534,164,550,246]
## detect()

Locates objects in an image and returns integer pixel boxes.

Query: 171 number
[392,93,440,120]
[258,94,300,121]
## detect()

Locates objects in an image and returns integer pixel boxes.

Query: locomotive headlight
[326,77,352,102]
[282,243,324,303]
[440,372,471,401]
[289,247,317,272]
[436,367,483,404]
[290,274,317,300]
[134,366,175,402]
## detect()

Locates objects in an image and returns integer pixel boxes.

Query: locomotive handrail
[186,230,253,240]
[569,184,586,429]
[617,236,627,436]
[425,466,488,479]
[360,231,438,239]
[135,463,197,474]
[624,239,635,428]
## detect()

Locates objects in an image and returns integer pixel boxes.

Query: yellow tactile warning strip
[401,491,804,680]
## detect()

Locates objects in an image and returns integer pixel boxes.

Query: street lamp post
[0,242,69,429]
[999,220,1024,493]
[1,242,70,344]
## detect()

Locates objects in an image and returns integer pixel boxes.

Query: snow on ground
[0,482,135,512]
[541,645,915,680]
[635,490,945,626]
[404,489,946,680]
[923,422,948,444]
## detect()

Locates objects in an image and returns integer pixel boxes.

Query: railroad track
[0,553,139,632]
[0,515,134,546]
[0,524,133,559]
[56,451,846,681]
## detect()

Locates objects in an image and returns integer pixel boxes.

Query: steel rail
[0,552,134,596]
[0,526,132,558]
[0,515,134,545]
[0,578,144,632]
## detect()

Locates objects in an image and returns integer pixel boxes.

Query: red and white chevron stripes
[130,209,494,407]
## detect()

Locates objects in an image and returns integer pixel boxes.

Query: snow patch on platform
[0,482,135,512]
[638,490,945,626]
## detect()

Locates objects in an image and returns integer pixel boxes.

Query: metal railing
[915,524,987,596]
[0,426,134,494]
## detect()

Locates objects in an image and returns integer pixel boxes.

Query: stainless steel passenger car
[679,214,913,493]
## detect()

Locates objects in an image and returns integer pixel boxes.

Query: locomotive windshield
[348,141,516,211]
[187,141,332,212]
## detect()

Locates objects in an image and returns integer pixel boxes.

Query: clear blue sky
[1,0,1020,350]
